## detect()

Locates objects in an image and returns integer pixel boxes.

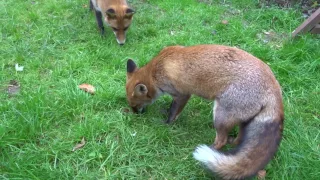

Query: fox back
[126,45,282,112]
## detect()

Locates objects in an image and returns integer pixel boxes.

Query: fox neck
[139,62,164,101]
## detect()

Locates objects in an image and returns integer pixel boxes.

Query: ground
[1,0,320,179]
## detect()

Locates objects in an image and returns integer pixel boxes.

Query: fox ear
[106,8,116,18]
[134,84,148,96]
[125,8,135,19]
[127,59,137,73]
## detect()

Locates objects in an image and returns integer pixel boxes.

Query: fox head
[105,7,134,45]
[126,59,155,113]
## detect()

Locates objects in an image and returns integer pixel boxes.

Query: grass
[1,0,320,179]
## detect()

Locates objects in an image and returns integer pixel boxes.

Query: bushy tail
[193,116,283,180]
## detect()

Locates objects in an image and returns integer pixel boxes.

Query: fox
[125,45,284,179]
[89,0,135,45]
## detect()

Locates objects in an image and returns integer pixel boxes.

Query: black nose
[131,107,146,114]
[131,107,139,113]
[119,43,124,46]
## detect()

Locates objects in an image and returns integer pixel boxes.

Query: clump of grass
[1,0,319,179]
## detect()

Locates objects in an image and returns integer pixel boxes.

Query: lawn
[1,0,320,179]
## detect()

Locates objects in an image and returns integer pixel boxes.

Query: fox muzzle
[131,106,146,114]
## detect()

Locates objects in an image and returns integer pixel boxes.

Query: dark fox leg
[212,104,237,150]
[89,0,93,11]
[165,95,191,124]
[95,10,104,35]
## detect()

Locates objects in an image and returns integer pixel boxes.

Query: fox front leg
[89,0,93,11]
[94,10,105,35]
[165,95,191,124]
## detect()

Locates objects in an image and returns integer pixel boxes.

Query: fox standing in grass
[125,45,284,179]
[89,0,135,45]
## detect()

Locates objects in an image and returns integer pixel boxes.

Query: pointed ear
[106,8,116,18]
[133,84,148,96]
[127,59,137,73]
[125,8,135,19]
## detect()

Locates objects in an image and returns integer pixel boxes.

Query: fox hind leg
[212,102,238,150]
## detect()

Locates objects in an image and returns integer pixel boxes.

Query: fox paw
[100,29,105,36]
[211,143,224,150]
[163,119,172,124]
[227,136,236,144]
[227,136,241,146]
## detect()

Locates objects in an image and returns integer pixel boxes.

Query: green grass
[1,0,320,179]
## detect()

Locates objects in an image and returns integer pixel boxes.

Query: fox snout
[130,106,146,114]
[104,15,132,45]
[113,30,126,45]
[116,38,125,46]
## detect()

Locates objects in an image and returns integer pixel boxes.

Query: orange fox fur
[126,45,284,179]
[90,0,134,45]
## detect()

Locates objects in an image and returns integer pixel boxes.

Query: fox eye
[112,27,119,31]
[123,27,129,31]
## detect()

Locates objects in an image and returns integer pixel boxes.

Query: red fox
[89,0,135,45]
[125,45,284,179]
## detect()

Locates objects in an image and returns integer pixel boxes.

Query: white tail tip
[193,145,217,164]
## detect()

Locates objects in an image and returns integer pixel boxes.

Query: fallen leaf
[8,80,20,96]
[72,137,86,152]
[221,20,229,25]
[131,131,137,137]
[257,30,277,44]
[263,31,271,35]
[257,170,266,179]
[275,44,281,48]
[15,64,24,72]
[229,9,241,15]
[79,83,95,94]
[263,30,276,37]
[82,4,88,8]
[121,108,130,113]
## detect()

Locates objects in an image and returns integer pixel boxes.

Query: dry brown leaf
[79,83,95,94]
[72,137,86,152]
[221,20,229,25]
[263,31,271,35]
[121,108,130,113]
[8,80,20,96]
[257,170,266,179]
[263,30,276,37]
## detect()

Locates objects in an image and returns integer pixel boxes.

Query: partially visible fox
[125,45,284,179]
[89,0,135,45]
